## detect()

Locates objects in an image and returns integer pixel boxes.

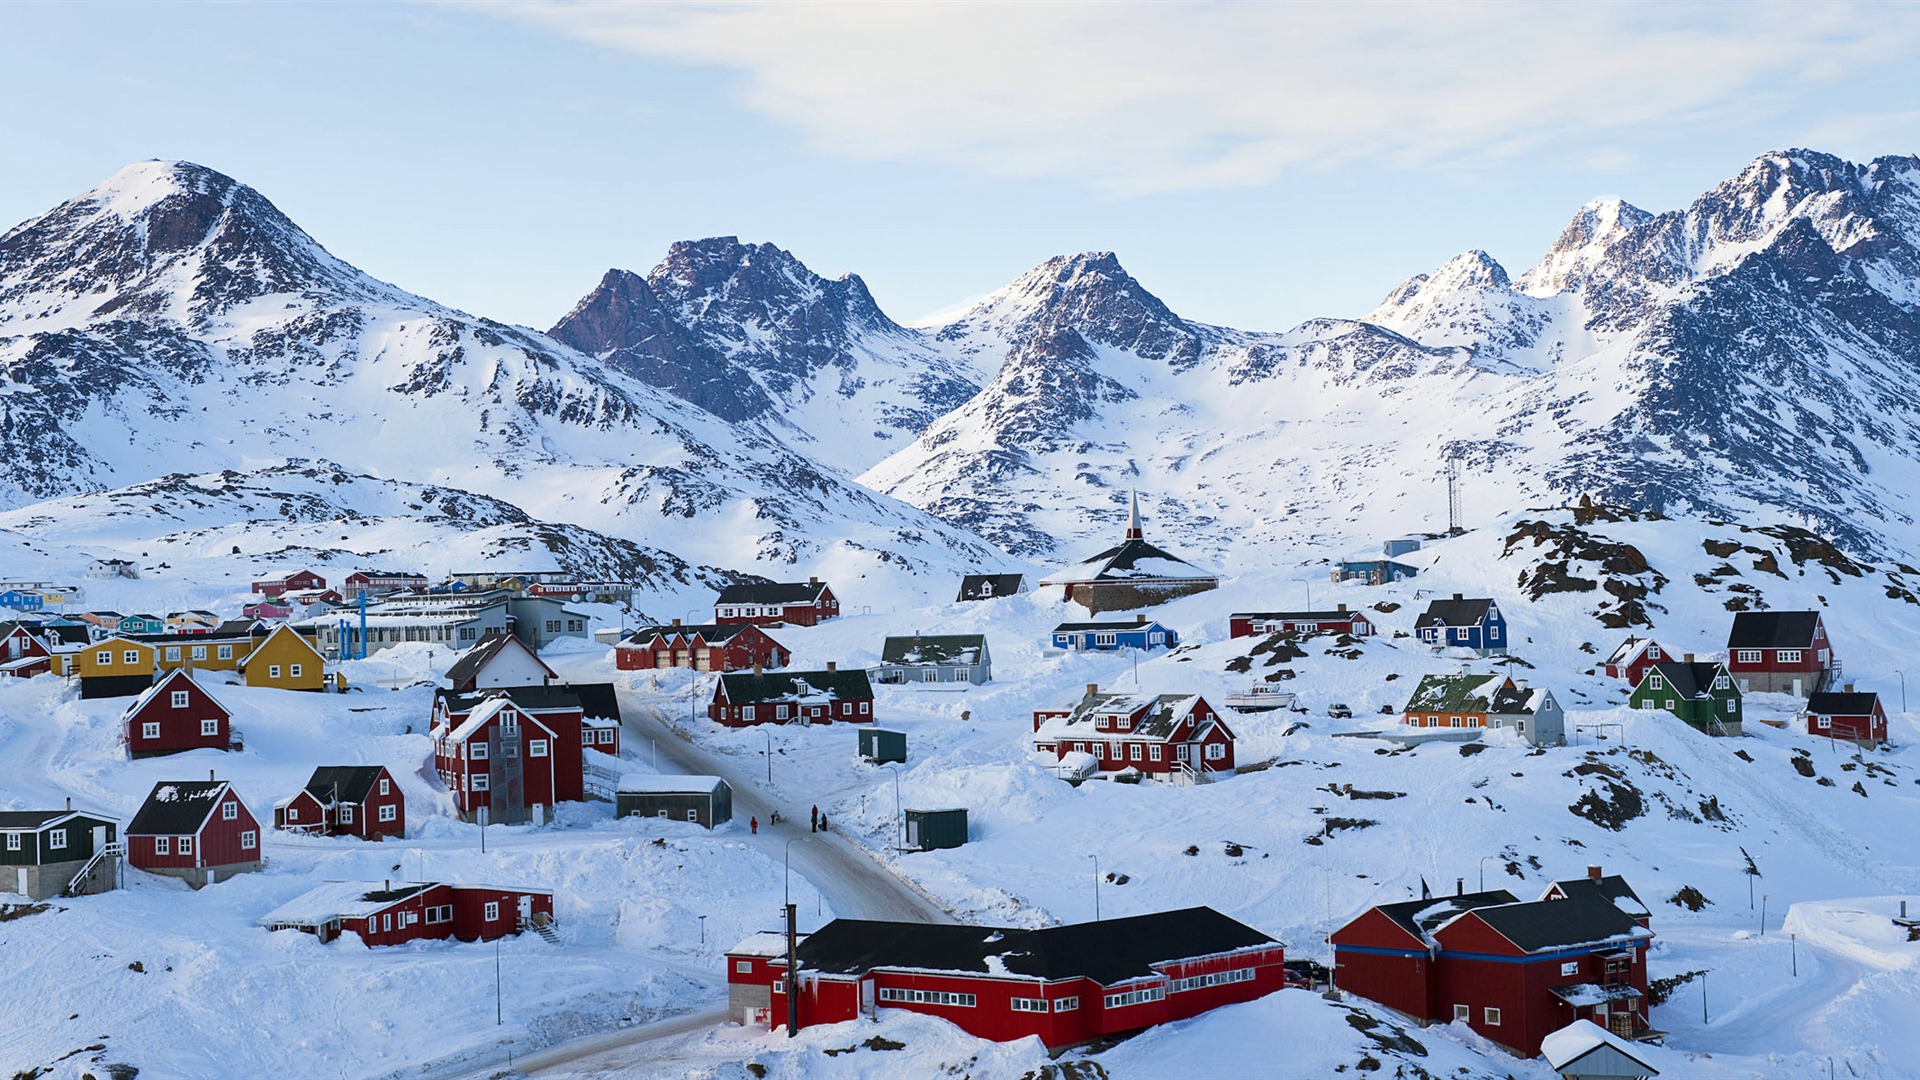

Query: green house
[118,613,166,636]
[1,809,120,899]
[1630,661,1742,736]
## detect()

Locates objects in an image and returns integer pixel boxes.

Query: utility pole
[1791,932,1797,977]
[785,902,800,1038]
[494,936,503,1025]
[1445,454,1462,534]
[1089,854,1101,921]
[1702,970,1708,1024]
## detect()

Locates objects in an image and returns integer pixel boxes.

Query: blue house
[1050,616,1177,652]
[0,590,44,610]
[1331,557,1418,585]
[117,613,167,636]
[1413,593,1508,656]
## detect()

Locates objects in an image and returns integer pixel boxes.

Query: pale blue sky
[3,2,1917,332]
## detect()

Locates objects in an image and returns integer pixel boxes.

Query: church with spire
[1042,492,1219,613]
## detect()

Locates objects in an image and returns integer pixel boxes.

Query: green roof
[1403,673,1508,713]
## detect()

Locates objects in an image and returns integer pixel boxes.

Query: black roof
[715,581,828,606]
[879,635,986,666]
[719,669,873,704]
[1727,610,1823,648]
[1546,875,1649,917]
[1232,610,1362,622]
[1414,596,1495,629]
[126,781,230,835]
[956,574,1025,602]
[792,907,1276,985]
[0,810,77,830]
[1373,890,1519,944]
[0,621,90,645]
[1806,691,1880,715]
[625,623,755,645]
[128,632,254,647]
[437,683,621,721]
[1065,538,1214,583]
[303,766,389,805]
[1640,661,1728,698]
[1466,893,1646,953]
[1053,619,1168,633]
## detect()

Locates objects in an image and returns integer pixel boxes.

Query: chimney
[1086,683,1100,697]
[209,769,216,782]
[1136,614,1147,625]
[1456,878,1464,897]
[809,576,819,586]
[1684,653,1694,663]
[1844,682,1854,693]
[1588,865,1603,883]
[385,879,391,892]
[753,663,763,675]
[65,796,71,811]
[671,618,681,626]
[1338,603,1347,612]
[1452,592,1463,601]
[826,661,837,672]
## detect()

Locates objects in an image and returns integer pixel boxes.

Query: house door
[517,894,533,928]
[92,826,107,852]
[14,868,25,895]
[906,817,920,848]
[531,803,546,827]
[1791,678,1803,697]
[861,979,877,1018]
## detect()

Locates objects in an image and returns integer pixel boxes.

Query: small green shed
[903,808,967,852]
[858,728,907,764]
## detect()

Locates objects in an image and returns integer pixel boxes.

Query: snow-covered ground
[5,509,1920,1078]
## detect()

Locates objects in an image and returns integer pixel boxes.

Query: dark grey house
[616,776,733,829]
[955,574,1027,603]
[872,634,991,686]
[1,808,120,899]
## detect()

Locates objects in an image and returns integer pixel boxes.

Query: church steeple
[1126,490,1144,541]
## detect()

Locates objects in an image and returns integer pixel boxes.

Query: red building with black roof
[1726,610,1835,697]
[1228,606,1373,639]
[709,667,873,727]
[726,907,1285,1047]
[125,779,263,888]
[1330,868,1656,1056]
[714,578,839,627]
[274,765,405,839]
[121,668,237,758]
[614,621,789,672]
[1802,688,1889,745]
[260,880,553,945]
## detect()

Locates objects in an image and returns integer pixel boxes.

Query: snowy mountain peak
[936,251,1203,370]
[1377,250,1511,309]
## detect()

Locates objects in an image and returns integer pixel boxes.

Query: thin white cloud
[479,1,1920,195]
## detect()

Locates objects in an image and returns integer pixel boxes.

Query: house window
[178,837,194,855]
[95,650,111,665]
[142,722,160,739]
[459,627,477,642]
[426,907,446,924]
[1561,961,1579,976]
[1453,1004,1470,1023]
[567,620,584,632]
[687,810,699,822]
[124,650,139,665]
[165,647,181,661]
[289,664,301,678]
[269,665,281,679]
[379,804,397,822]
[192,646,206,660]
[340,806,355,823]
[1095,633,1116,646]
[379,779,390,795]
[1148,632,1164,645]
[583,729,595,746]
[472,775,490,791]
[545,620,561,634]
[1665,699,1676,709]
[171,691,190,708]
[1205,743,1226,760]
[202,719,220,737]
[775,705,788,719]
[1484,1007,1501,1026]
[1714,676,1729,690]
[222,802,238,820]
[241,830,256,850]
[1736,649,1762,664]
[48,829,66,850]
[155,837,170,854]
[1149,745,1162,761]
[470,744,488,760]
[598,730,615,744]
[485,902,500,921]
[366,918,378,935]
[1779,650,1802,664]
[1727,700,1738,713]
[736,960,752,973]
[530,740,548,757]
[1129,744,1143,761]
[1053,996,1078,1012]
[1011,997,1048,1012]
[218,645,233,659]
[3,833,17,851]
[1649,673,1664,689]
[742,706,755,722]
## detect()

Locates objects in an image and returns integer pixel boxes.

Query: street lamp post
[699,914,708,946]
[785,837,812,908]
[763,729,774,785]
[1089,854,1101,921]
[881,764,903,846]
[1478,854,1497,892]
[495,936,503,1025]
[1897,669,1908,714]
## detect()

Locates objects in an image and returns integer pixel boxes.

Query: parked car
[1328,703,1353,719]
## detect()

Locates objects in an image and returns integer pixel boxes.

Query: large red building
[709,668,874,727]
[274,765,405,840]
[614,621,790,672]
[1031,686,1235,778]
[121,669,237,758]
[124,779,264,888]
[431,697,585,824]
[726,907,1285,1047]
[1726,610,1835,697]
[1228,607,1373,639]
[259,880,553,945]
[714,578,839,627]
[251,569,327,598]
[1330,868,1656,1057]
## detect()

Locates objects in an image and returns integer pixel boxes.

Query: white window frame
[269,665,281,679]
[165,647,181,661]
[1053,996,1078,1012]
[485,901,500,921]
[1484,1007,1501,1026]
[471,775,490,791]
[530,739,549,758]
[598,729,615,744]
[218,645,234,659]
[48,828,66,850]
[240,830,256,850]
[379,778,390,795]
[201,718,221,737]
[191,645,207,660]
[222,802,238,820]
[340,806,354,823]
[155,836,170,854]
[289,664,301,678]
[1453,1004,1470,1023]
[470,743,488,760]
[141,721,160,739]
[1779,650,1802,664]
[178,836,194,855]
[2,832,18,851]
[171,690,190,708]
[378,804,397,822]
[123,650,139,665]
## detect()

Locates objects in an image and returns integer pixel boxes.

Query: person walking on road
[750,816,758,835]
[810,805,819,833]
[818,813,828,833]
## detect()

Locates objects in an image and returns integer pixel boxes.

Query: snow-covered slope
[0,162,1005,598]
[549,238,987,476]
[867,149,1920,566]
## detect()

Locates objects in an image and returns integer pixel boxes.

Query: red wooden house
[274,765,405,839]
[726,907,1284,1047]
[251,569,327,598]
[1726,610,1835,696]
[709,667,874,727]
[243,599,292,621]
[714,578,839,627]
[431,697,584,824]
[1802,688,1889,745]
[1228,606,1373,639]
[434,684,621,763]
[0,621,56,678]
[341,570,429,599]
[259,880,553,946]
[444,631,557,692]
[1032,685,1235,778]
[125,778,264,888]
[121,669,237,758]
[1330,870,1655,1056]
[613,621,790,672]
[1601,637,1669,684]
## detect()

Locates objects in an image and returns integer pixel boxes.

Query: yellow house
[238,624,328,691]
[75,637,154,680]
[150,634,250,674]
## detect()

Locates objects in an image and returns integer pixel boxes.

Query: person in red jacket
[750,816,758,835]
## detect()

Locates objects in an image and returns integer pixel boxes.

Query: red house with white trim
[1228,606,1373,639]
[274,765,405,839]
[431,698,585,824]
[259,880,553,945]
[124,779,264,888]
[714,578,839,627]
[1601,637,1669,684]
[0,621,57,678]
[1032,686,1235,778]
[709,667,873,727]
[1330,868,1656,1056]
[251,569,326,598]
[341,570,429,600]
[1802,689,1889,745]
[1726,610,1835,697]
[614,622,790,673]
[726,907,1284,1047]
[121,669,237,758]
